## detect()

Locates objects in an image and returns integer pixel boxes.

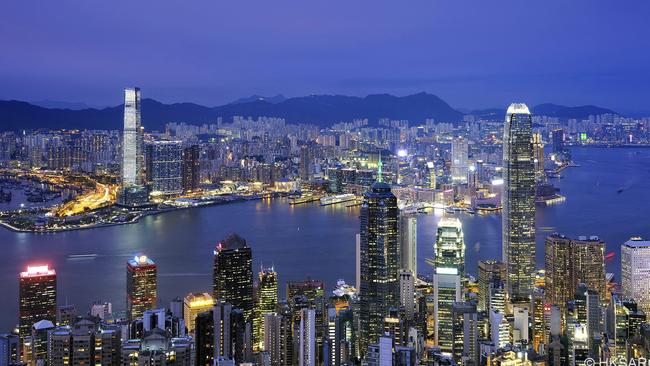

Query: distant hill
[471,103,618,120]
[0,92,464,131]
[230,94,287,104]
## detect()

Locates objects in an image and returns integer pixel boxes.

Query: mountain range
[0,92,619,132]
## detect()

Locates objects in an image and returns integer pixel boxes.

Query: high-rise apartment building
[359,178,399,352]
[213,234,254,324]
[182,145,201,192]
[502,103,536,301]
[19,265,57,340]
[622,237,650,315]
[126,255,157,320]
[145,140,183,196]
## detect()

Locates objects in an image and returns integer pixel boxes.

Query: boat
[320,194,356,206]
[617,187,624,194]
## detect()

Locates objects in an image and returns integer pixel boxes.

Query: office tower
[399,270,415,320]
[622,237,650,315]
[502,103,536,301]
[489,311,510,348]
[299,308,316,366]
[477,260,507,312]
[451,302,478,366]
[451,137,469,184]
[399,211,417,275]
[195,302,251,365]
[0,334,19,366]
[286,279,325,364]
[383,308,406,346]
[359,176,399,352]
[608,294,647,361]
[182,144,201,192]
[434,272,462,354]
[126,255,157,320]
[183,292,214,334]
[551,129,564,154]
[18,265,57,340]
[299,145,311,181]
[213,234,254,324]
[433,217,465,277]
[356,234,361,292]
[254,267,278,351]
[532,132,545,178]
[545,234,606,307]
[394,346,416,366]
[57,304,76,326]
[145,140,183,196]
[30,320,54,365]
[513,307,529,344]
[121,87,144,186]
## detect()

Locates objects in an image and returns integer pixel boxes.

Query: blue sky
[1,1,649,111]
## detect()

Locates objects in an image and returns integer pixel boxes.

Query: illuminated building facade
[399,211,417,275]
[182,144,201,192]
[532,132,545,178]
[359,177,399,352]
[254,267,278,351]
[433,217,465,277]
[18,265,57,340]
[451,137,469,184]
[121,87,144,186]
[126,255,157,320]
[502,103,536,301]
[477,260,507,312]
[145,140,183,196]
[183,292,214,333]
[213,234,254,324]
[622,238,650,315]
[434,272,462,354]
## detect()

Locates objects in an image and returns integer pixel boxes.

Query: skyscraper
[182,144,201,192]
[545,234,606,308]
[622,237,650,315]
[126,255,157,320]
[145,140,183,196]
[399,270,415,320]
[433,217,465,277]
[451,301,478,366]
[502,103,536,301]
[299,308,316,366]
[532,132,545,178]
[359,174,399,352]
[434,272,461,355]
[213,234,254,324]
[477,260,507,312]
[399,211,417,275]
[451,137,469,184]
[18,265,57,340]
[254,267,278,351]
[183,292,214,334]
[299,145,311,181]
[121,87,144,186]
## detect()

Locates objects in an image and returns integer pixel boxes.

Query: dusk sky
[2,1,649,111]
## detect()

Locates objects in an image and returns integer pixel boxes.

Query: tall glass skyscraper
[502,103,536,301]
[359,177,399,353]
[433,216,465,277]
[254,266,278,351]
[145,140,183,196]
[621,237,650,315]
[126,255,157,320]
[451,137,469,184]
[213,234,254,325]
[121,87,143,186]
[18,265,57,340]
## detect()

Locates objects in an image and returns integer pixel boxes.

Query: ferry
[320,194,356,206]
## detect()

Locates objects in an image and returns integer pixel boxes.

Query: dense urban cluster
[1,89,650,366]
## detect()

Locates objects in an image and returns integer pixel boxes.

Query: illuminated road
[55,182,117,217]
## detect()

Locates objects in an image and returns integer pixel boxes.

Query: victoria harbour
[0,146,647,331]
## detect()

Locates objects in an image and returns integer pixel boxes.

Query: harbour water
[0,147,648,330]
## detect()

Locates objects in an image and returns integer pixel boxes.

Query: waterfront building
[145,140,183,196]
[532,132,545,178]
[121,87,144,186]
[545,234,606,308]
[126,255,157,320]
[299,308,316,366]
[254,267,278,351]
[622,237,650,315]
[399,211,417,275]
[182,144,201,192]
[451,137,469,184]
[299,145,311,181]
[477,260,506,312]
[183,292,214,334]
[433,216,465,277]
[502,103,536,301]
[18,265,57,340]
[359,171,399,352]
[213,234,254,325]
